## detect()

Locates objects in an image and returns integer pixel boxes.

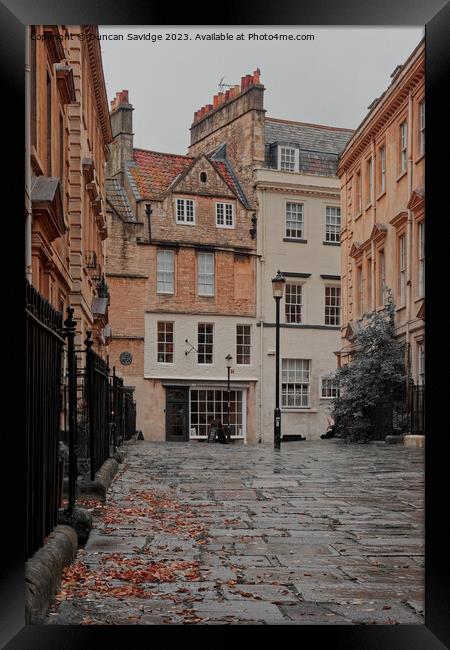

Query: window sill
[396,304,407,312]
[323,241,340,246]
[415,152,425,164]
[354,212,362,221]
[283,238,307,244]
[396,170,407,183]
[157,292,175,296]
[414,295,425,303]
[198,295,215,299]
[364,203,372,211]
[175,221,196,226]
[376,190,386,201]
[216,224,235,230]
[281,408,317,413]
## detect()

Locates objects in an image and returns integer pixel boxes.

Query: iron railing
[27,289,138,560]
[85,332,111,480]
[124,388,137,441]
[25,280,64,559]
[409,384,425,435]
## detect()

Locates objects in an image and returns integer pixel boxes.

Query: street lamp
[272,270,285,450]
[225,354,233,443]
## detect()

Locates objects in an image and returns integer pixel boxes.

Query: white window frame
[399,234,406,305]
[380,145,386,193]
[236,324,252,366]
[418,220,425,297]
[325,285,341,326]
[216,202,234,229]
[419,100,425,155]
[281,359,311,409]
[156,249,174,295]
[197,252,215,297]
[197,322,214,365]
[285,202,304,239]
[189,387,246,440]
[325,206,341,243]
[157,321,174,364]
[285,283,303,324]
[320,376,340,399]
[175,198,195,225]
[278,146,299,172]
[367,156,373,204]
[400,121,408,173]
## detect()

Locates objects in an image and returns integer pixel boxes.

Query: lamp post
[272,270,285,450]
[225,354,232,443]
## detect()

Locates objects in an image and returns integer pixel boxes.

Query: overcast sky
[99,26,423,155]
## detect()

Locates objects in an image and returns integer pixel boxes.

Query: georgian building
[337,39,425,386]
[27,25,112,352]
[107,70,354,442]
[106,92,258,442]
[255,119,353,441]
[188,71,353,441]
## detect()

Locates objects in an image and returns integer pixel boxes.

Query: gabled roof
[130,149,194,200]
[123,145,250,207]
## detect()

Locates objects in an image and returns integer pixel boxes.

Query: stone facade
[337,39,425,386]
[27,25,112,353]
[106,68,357,443]
[106,91,257,441]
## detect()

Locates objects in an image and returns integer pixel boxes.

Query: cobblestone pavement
[46,440,425,625]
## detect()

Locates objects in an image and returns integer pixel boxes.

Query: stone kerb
[25,525,77,624]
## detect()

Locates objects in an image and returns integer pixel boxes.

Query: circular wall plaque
[120,351,133,365]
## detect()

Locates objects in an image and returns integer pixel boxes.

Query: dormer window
[278,146,299,172]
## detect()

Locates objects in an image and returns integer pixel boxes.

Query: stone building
[107,70,355,442]
[255,119,353,441]
[106,91,258,442]
[26,25,112,352]
[188,71,353,441]
[337,39,425,386]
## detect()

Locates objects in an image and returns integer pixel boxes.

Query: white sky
[99,26,423,155]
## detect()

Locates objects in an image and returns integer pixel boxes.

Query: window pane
[236,325,251,364]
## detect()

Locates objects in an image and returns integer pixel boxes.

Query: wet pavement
[46,439,425,625]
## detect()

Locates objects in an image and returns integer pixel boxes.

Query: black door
[165,387,189,441]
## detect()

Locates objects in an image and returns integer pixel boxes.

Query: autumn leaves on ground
[46,440,425,626]
[53,487,215,624]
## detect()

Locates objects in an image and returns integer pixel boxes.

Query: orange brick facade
[337,40,425,385]
[106,86,258,441]
[27,25,112,353]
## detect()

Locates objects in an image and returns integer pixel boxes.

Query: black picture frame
[1,0,448,647]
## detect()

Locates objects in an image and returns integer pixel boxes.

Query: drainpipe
[371,137,376,311]
[406,91,414,380]
[25,26,32,282]
[258,187,266,443]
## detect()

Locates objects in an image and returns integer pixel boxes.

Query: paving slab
[46,440,424,625]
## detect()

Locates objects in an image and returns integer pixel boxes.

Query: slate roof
[106,178,135,220]
[264,118,354,176]
[209,144,250,208]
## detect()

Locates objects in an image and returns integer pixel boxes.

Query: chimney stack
[192,69,263,125]
[108,89,134,179]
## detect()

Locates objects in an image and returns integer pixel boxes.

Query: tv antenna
[218,77,234,92]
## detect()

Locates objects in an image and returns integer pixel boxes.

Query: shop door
[165,387,189,441]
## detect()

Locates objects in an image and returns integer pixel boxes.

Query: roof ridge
[133,147,194,159]
[266,116,354,132]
